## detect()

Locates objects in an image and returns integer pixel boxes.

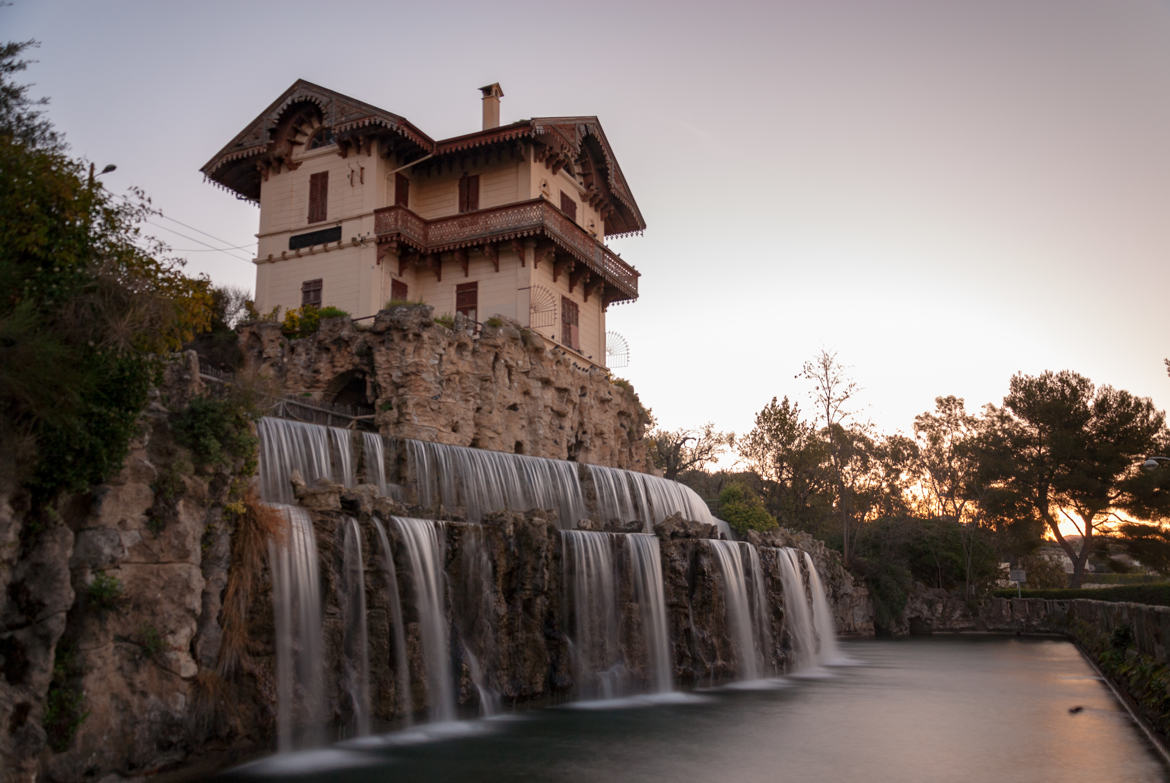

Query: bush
[171,395,259,469]
[992,583,1170,606]
[86,572,123,610]
[718,482,777,533]
[433,313,455,329]
[280,304,348,338]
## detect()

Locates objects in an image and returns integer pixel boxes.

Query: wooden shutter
[395,173,410,207]
[560,191,577,221]
[308,171,328,223]
[456,281,478,322]
[391,279,408,302]
[302,278,323,307]
[458,174,480,213]
[561,296,579,350]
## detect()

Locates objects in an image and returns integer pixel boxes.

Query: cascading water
[392,516,456,722]
[707,540,766,680]
[776,548,816,671]
[371,517,413,723]
[562,530,624,699]
[803,551,845,665]
[340,517,371,737]
[268,505,326,751]
[361,431,388,495]
[259,418,355,504]
[628,534,673,693]
[588,465,723,534]
[451,524,501,715]
[406,439,586,526]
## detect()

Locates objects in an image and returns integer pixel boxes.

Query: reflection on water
[219,637,1168,783]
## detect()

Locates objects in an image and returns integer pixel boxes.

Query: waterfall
[562,531,625,699]
[269,505,326,751]
[628,534,672,693]
[587,465,725,534]
[776,548,816,671]
[362,432,388,495]
[707,540,766,680]
[451,525,501,716]
[406,439,587,526]
[340,518,371,737]
[259,418,357,504]
[371,517,413,724]
[803,551,845,665]
[392,516,456,722]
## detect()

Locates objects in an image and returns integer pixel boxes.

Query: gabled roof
[201,80,433,203]
[202,81,646,236]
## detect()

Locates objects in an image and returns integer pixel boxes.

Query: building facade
[202,80,644,368]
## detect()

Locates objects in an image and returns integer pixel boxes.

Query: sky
[8,0,1170,448]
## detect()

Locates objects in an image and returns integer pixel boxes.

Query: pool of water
[219,637,1169,782]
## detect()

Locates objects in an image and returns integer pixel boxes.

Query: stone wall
[238,305,652,470]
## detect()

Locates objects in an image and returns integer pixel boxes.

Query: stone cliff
[238,305,651,470]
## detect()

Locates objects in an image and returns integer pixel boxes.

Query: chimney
[480,83,504,130]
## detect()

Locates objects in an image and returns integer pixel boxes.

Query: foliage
[44,644,86,752]
[1016,552,1068,589]
[718,482,777,533]
[138,624,164,660]
[974,370,1170,587]
[0,40,212,507]
[484,316,504,328]
[432,313,455,330]
[185,285,252,371]
[647,422,733,480]
[85,572,123,610]
[855,515,999,594]
[280,304,349,338]
[1116,522,1170,575]
[171,394,259,470]
[993,584,1170,605]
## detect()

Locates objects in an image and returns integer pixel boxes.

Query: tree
[646,422,734,481]
[974,370,1170,587]
[717,482,778,534]
[0,40,211,505]
[738,396,833,536]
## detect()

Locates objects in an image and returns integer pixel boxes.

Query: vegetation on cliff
[0,40,212,509]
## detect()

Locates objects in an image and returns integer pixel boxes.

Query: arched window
[307,127,335,150]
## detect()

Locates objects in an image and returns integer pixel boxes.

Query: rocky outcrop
[238,306,651,470]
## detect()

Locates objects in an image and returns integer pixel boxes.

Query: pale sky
[9,0,1170,445]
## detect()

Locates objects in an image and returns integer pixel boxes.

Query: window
[302,278,323,307]
[395,173,410,207]
[456,282,478,322]
[308,171,328,223]
[391,279,408,302]
[559,191,577,221]
[458,173,479,213]
[289,226,341,250]
[561,296,579,351]
[307,127,334,150]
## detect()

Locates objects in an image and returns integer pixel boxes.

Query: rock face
[238,306,651,470]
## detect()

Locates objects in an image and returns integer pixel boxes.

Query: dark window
[289,225,341,250]
[307,128,334,150]
[561,296,579,351]
[560,191,577,221]
[456,282,478,322]
[391,279,408,302]
[302,278,323,307]
[458,174,480,213]
[308,171,328,223]
[395,173,410,207]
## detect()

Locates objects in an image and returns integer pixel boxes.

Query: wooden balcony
[374,199,639,303]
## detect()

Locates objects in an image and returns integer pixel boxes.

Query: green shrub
[433,313,455,329]
[992,583,1170,606]
[138,624,164,659]
[86,572,123,610]
[280,304,349,338]
[44,644,87,752]
[171,395,259,470]
[718,482,777,533]
[484,316,504,328]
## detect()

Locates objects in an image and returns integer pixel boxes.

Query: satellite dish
[529,285,557,328]
[606,331,630,368]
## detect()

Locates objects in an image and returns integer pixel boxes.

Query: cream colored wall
[528,256,606,365]
[527,157,604,239]
[409,248,528,323]
[412,159,523,219]
[255,144,387,317]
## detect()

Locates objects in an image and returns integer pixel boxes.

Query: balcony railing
[374,199,639,301]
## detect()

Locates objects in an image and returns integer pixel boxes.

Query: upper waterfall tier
[258,417,730,533]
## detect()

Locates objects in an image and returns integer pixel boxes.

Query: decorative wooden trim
[455,248,469,277]
[483,243,499,273]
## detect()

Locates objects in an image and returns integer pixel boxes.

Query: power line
[145,220,253,263]
[156,213,255,252]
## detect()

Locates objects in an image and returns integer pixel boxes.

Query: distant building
[202,81,644,368]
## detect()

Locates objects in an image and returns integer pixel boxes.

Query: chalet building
[202,80,643,368]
